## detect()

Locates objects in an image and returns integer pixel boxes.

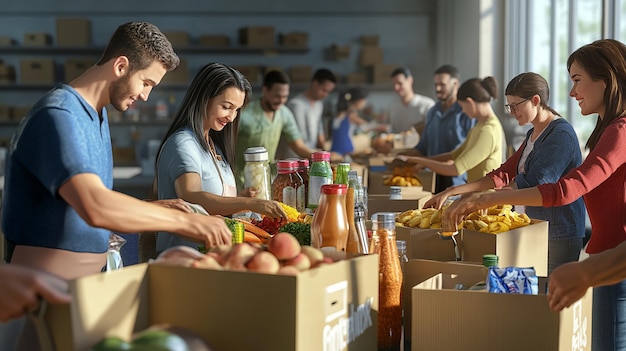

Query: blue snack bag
[486,266,538,295]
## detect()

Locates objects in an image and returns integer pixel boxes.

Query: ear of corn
[280,202,300,222]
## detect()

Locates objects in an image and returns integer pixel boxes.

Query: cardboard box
[0,104,12,121]
[396,227,462,262]
[368,171,429,195]
[360,35,380,46]
[160,58,188,85]
[0,64,16,84]
[46,255,378,351]
[20,59,55,84]
[0,36,16,46]
[23,32,52,46]
[198,35,230,47]
[289,65,313,83]
[409,260,592,350]
[163,31,190,47]
[239,26,275,47]
[234,65,261,84]
[56,18,91,46]
[359,46,383,67]
[279,32,309,48]
[329,44,350,60]
[372,63,399,84]
[11,106,31,120]
[462,219,549,276]
[345,72,367,84]
[64,58,95,82]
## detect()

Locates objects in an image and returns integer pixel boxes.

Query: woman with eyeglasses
[442,40,626,350]
[423,72,586,274]
[396,76,505,185]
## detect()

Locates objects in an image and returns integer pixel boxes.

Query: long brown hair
[567,39,626,150]
[505,72,560,117]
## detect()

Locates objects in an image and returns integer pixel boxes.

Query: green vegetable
[279,222,311,246]
[199,217,238,253]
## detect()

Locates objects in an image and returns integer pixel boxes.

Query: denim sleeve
[515,128,580,188]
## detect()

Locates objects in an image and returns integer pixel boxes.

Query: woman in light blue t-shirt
[155,63,286,251]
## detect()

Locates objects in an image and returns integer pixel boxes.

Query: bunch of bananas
[463,204,531,233]
[396,204,532,234]
[383,166,421,187]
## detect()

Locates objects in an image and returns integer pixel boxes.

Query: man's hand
[193,215,233,249]
[0,264,71,322]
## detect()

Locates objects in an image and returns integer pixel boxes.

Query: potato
[300,246,324,265]
[192,255,223,270]
[246,251,280,274]
[223,243,258,271]
[267,232,301,261]
[154,246,205,267]
[282,253,311,271]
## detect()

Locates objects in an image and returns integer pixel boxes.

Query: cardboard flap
[46,264,150,351]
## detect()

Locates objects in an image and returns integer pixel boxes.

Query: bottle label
[296,183,306,212]
[308,175,332,207]
[282,186,297,208]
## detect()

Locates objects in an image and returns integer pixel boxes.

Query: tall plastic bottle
[310,184,349,252]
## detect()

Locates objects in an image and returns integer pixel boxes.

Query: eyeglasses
[504,98,530,114]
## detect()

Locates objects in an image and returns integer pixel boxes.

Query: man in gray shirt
[277,68,337,159]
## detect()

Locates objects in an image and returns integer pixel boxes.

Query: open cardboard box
[408,260,592,351]
[368,171,435,195]
[462,219,548,276]
[45,255,378,351]
[395,219,548,276]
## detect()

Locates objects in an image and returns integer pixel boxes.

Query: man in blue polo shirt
[408,65,475,193]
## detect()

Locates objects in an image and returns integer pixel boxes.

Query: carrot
[236,219,272,239]
[244,231,263,244]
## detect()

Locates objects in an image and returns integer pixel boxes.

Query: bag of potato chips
[486,266,538,295]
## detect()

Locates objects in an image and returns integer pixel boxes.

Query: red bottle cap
[321,183,347,194]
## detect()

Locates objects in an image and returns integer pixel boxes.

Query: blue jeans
[593,279,626,350]
[548,237,583,274]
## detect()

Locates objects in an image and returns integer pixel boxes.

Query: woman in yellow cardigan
[397,76,505,188]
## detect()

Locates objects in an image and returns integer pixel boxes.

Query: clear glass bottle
[397,240,409,272]
[243,147,271,200]
[307,151,333,210]
[311,184,349,252]
[272,160,303,210]
[370,212,403,351]
[346,172,362,254]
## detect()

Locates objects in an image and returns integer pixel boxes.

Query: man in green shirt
[235,70,315,189]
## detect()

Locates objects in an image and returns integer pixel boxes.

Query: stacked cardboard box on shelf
[64,58,96,82]
[239,26,275,47]
[23,32,52,46]
[56,18,91,46]
[355,35,399,84]
[163,31,190,48]
[279,32,308,48]
[198,35,230,47]
[20,59,55,84]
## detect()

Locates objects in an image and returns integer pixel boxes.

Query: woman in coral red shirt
[443,39,626,350]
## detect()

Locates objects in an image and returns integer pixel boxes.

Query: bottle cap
[276,159,298,171]
[371,212,396,230]
[321,183,347,194]
[482,254,499,267]
[244,147,268,161]
[311,151,330,162]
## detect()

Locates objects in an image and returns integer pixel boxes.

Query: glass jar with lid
[243,146,271,200]
[272,159,304,210]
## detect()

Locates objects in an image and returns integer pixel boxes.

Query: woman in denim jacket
[425,72,586,274]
